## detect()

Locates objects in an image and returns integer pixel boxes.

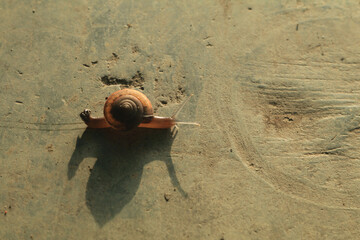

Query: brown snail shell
[104,89,154,130]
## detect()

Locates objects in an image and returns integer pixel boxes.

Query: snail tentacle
[80,109,111,128]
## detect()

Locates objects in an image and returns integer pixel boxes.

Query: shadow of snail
[68,89,198,227]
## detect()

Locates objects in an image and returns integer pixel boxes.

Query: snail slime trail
[0,119,86,132]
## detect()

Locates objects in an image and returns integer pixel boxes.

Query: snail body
[80,89,191,130]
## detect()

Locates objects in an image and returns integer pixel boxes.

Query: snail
[80,88,199,130]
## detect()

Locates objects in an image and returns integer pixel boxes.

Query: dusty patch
[100,71,145,89]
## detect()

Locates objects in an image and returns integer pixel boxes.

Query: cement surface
[1,0,360,239]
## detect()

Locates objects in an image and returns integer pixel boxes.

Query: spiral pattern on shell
[104,89,154,130]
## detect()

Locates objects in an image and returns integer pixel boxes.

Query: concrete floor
[1,0,360,239]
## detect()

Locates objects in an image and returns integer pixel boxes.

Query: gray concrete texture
[1,0,360,239]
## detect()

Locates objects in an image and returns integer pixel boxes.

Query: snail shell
[104,89,154,130]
